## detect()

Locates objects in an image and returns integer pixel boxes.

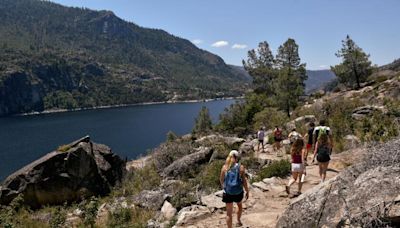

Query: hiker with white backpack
[220,150,249,228]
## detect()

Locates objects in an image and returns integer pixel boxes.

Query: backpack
[224,163,243,195]
[317,145,331,162]
[317,126,330,140]
[257,131,265,140]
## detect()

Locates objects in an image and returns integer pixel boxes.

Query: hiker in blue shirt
[220,150,249,228]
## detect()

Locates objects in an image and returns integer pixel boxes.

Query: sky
[50,0,400,70]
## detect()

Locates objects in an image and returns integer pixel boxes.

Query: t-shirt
[307,127,314,145]
[292,153,302,164]
[274,129,283,140]
[313,126,331,138]
[257,130,265,140]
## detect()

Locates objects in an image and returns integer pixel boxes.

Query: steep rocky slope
[0,0,250,116]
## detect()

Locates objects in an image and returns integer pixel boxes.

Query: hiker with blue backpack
[220,150,249,228]
[312,120,333,183]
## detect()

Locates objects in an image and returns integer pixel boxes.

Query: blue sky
[51,0,400,70]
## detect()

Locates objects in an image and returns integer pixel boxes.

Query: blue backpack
[224,163,243,195]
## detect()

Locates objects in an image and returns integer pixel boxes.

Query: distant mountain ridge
[0,0,249,116]
[305,70,336,93]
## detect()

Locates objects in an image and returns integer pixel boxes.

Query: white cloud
[211,40,229,47]
[232,44,248,49]
[191,39,203,45]
[319,65,328,69]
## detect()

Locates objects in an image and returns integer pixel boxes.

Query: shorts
[291,163,304,172]
[258,139,264,143]
[222,191,244,203]
[317,154,331,163]
[274,137,282,142]
[306,144,312,150]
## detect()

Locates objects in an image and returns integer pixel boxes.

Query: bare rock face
[176,205,211,226]
[277,138,400,227]
[162,147,213,178]
[0,136,125,208]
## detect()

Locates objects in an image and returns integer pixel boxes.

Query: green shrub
[355,111,399,142]
[79,197,99,228]
[256,159,290,181]
[192,106,213,135]
[106,207,132,228]
[113,163,161,197]
[57,144,71,152]
[106,206,154,228]
[0,194,48,228]
[169,181,197,210]
[195,160,225,192]
[49,207,66,228]
[252,107,289,131]
[166,131,178,142]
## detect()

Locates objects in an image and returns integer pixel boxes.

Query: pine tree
[275,38,307,117]
[331,35,373,89]
[242,41,276,94]
[193,106,213,134]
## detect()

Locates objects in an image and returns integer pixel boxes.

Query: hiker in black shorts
[220,150,249,228]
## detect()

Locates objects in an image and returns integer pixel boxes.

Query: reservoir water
[0,99,236,181]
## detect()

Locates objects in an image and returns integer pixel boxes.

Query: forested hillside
[0,0,249,116]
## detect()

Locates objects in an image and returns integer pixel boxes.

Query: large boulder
[132,189,168,210]
[0,136,125,208]
[285,115,317,130]
[277,138,400,227]
[162,147,213,178]
[175,205,211,226]
[352,105,387,120]
[195,134,245,147]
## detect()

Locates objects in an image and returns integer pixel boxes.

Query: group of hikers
[219,120,333,228]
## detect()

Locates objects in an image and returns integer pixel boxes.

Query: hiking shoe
[285,186,290,195]
[236,221,243,227]
[294,191,302,196]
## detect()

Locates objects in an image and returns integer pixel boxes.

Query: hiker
[285,138,305,196]
[220,150,250,228]
[288,128,302,144]
[312,133,332,183]
[257,127,265,152]
[303,122,315,165]
[313,119,333,152]
[273,126,283,153]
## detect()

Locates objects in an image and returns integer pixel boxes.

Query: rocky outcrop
[0,136,125,208]
[352,105,387,120]
[195,135,245,147]
[176,205,211,226]
[132,189,168,210]
[285,115,317,130]
[277,138,400,227]
[162,147,213,178]
[161,201,177,220]
[343,134,361,150]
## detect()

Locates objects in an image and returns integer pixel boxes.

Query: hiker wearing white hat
[220,150,249,228]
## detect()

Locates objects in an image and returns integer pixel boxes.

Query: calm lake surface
[0,99,236,181]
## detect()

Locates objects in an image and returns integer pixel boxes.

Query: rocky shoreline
[14,96,242,117]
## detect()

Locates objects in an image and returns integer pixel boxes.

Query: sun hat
[229,150,239,158]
